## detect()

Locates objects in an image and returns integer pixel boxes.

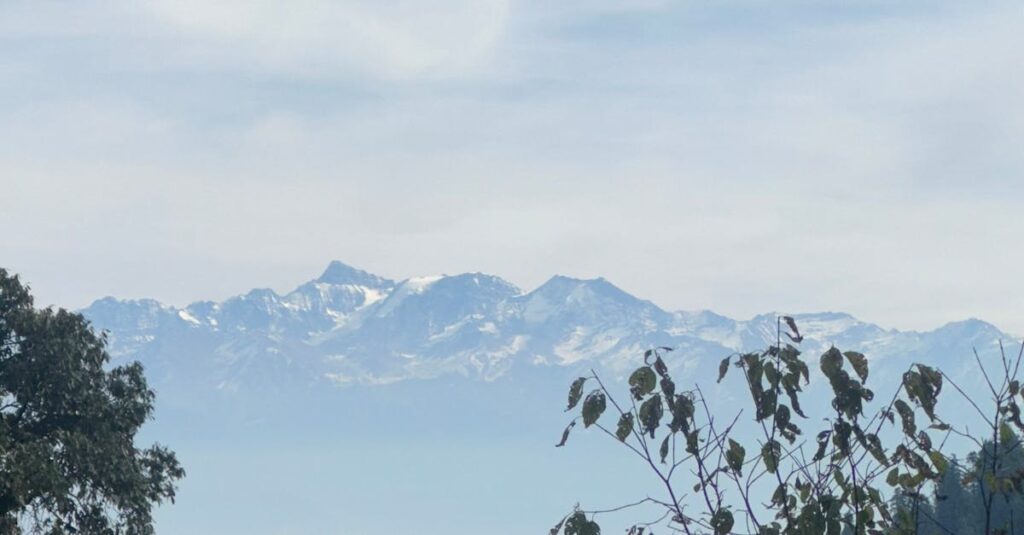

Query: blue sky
[2,1,1023,333]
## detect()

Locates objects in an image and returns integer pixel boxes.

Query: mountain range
[75,261,1024,535]
[81,260,1018,398]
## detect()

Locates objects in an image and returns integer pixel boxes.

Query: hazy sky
[2,1,1023,333]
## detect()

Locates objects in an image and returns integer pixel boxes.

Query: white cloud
[0,0,511,80]
[142,0,512,80]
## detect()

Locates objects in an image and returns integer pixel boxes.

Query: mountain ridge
[80,261,1019,395]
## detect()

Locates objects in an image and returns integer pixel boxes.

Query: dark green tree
[889,489,938,535]
[885,437,1024,535]
[931,457,975,535]
[964,433,1024,535]
[0,269,184,534]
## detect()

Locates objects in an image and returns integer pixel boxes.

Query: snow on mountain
[319,272,523,382]
[79,261,1021,397]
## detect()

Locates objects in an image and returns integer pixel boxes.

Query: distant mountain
[79,261,1024,535]
[80,261,1019,398]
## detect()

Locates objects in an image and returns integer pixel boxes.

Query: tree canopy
[0,269,183,534]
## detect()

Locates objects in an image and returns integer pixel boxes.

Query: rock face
[80,261,1018,396]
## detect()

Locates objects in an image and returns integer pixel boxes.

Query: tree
[888,489,938,535]
[930,457,974,534]
[0,268,184,534]
[550,316,1024,535]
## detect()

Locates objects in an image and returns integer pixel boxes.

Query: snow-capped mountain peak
[79,262,1020,394]
[316,260,394,289]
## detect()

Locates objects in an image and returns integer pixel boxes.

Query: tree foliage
[0,269,183,534]
[552,317,1024,535]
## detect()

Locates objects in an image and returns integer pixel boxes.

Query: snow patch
[795,315,860,338]
[361,287,386,307]
[405,275,443,294]
[177,310,201,325]
[554,326,590,364]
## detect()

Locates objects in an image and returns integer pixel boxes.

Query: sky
[2,1,1023,334]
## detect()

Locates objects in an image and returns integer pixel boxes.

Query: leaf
[833,469,847,488]
[929,451,949,474]
[717,356,731,383]
[886,468,899,487]
[660,435,671,463]
[917,430,933,451]
[771,484,786,506]
[812,431,830,462]
[660,377,675,400]
[564,511,601,535]
[843,351,869,383]
[820,347,843,379]
[779,346,809,384]
[685,430,698,455]
[783,316,803,343]
[917,364,943,397]
[762,440,781,473]
[894,399,916,436]
[906,365,942,420]
[774,404,791,431]
[764,362,780,387]
[758,389,779,424]
[582,390,606,428]
[555,421,576,447]
[1001,421,1015,445]
[863,432,888,465]
[865,487,880,505]
[566,377,587,411]
[726,438,746,475]
[615,413,634,442]
[639,394,664,438]
[670,394,694,433]
[653,356,669,378]
[629,367,657,400]
[782,375,806,418]
[710,508,735,535]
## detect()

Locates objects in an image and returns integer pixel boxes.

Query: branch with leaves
[551,316,975,535]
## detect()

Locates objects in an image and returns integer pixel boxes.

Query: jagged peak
[316,261,393,288]
[533,274,600,292]
[793,311,857,321]
[529,275,641,303]
[396,275,445,293]
[679,309,733,321]
[385,273,521,299]
[929,318,1008,336]
[86,296,122,308]
[242,288,280,300]
[743,311,859,325]
[434,272,520,292]
[84,296,169,311]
